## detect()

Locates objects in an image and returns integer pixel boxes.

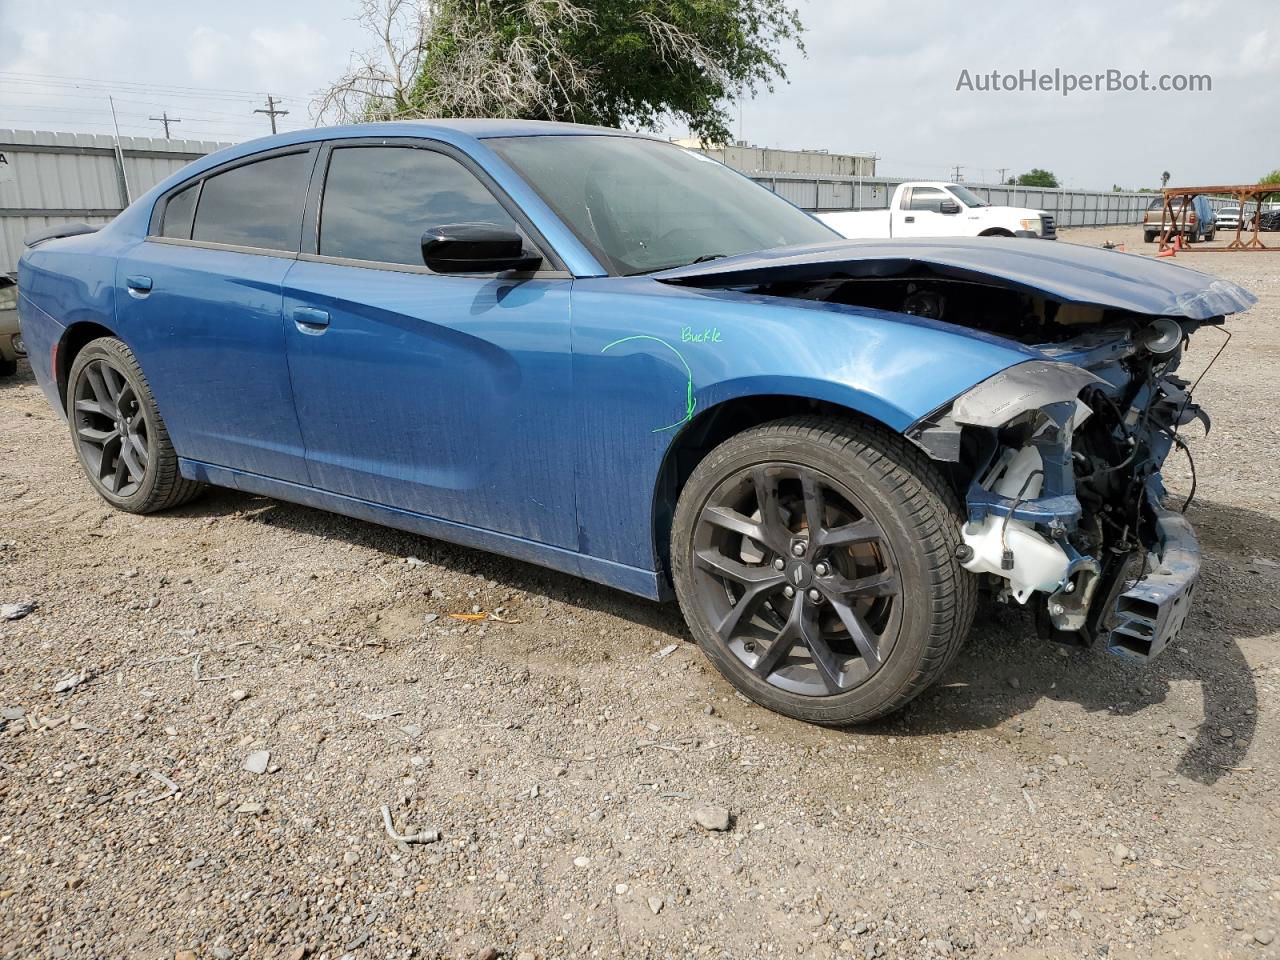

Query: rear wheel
[67,337,204,513]
[671,417,975,725]
[1144,231,1156,244]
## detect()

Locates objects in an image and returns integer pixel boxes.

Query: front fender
[570,277,1034,574]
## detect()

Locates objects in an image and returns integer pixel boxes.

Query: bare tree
[313,0,432,123]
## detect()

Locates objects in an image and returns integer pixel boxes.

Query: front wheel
[67,337,204,513]
[671,417,975,725]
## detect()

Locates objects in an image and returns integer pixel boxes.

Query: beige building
[672,138,877,177]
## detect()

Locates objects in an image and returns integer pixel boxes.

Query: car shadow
[162,484,691,641]
[163,487,1268,786]
[887,496,1273,786]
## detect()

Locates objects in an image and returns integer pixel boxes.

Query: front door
[892,186,959,237]
[280,141,578,549]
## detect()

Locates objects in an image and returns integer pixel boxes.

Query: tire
[1143,232,1155,244]
[66,336,204,513]
[671,416,976,725]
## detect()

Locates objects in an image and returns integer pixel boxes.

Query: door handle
[293,307,330,330]
[125,275,153,295]
[903,216,915,223]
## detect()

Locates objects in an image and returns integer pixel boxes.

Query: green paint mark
[601,334,696,433]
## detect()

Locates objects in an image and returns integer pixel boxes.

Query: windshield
[487,135,837,275]
[946,184,986,207]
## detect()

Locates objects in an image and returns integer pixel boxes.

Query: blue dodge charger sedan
[17,120,1254,724]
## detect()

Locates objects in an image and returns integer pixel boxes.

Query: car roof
[226,118,656,153]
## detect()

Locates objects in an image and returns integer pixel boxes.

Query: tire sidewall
[672,425,950,725]
[67,338,164,511]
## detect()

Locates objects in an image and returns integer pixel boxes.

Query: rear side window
[318,146,524,266]
[160,182,199,239]
[191,152,310,252]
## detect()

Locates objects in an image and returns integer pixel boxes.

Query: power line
[253,95,289,134]
[0,70,308,101]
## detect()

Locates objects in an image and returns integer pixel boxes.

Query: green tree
[318,0,804,143]
[1015,168,1059,188]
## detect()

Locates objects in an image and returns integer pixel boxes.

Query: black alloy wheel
[672,417,975,725]
[689,462,900,697]
[72,356,152,497]
[67,337,203,513]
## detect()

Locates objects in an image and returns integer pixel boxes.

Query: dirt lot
[1,224,1278,960]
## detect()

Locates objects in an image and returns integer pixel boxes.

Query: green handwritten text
[681,325,723,344]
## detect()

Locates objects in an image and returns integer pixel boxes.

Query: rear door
[114,146,316,483]
[279,138,578,548]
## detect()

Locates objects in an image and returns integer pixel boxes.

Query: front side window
[191,151,310,252]
[947,184,986,207]
[487,135,835,275]
[318,146,524,266]
[160,182,199,239]
[906,187,948,212]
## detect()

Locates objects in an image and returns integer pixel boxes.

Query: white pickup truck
[818,182,1056,240]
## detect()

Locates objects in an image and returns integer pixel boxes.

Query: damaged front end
[910,327,1213,660]
[655,238,1255,661]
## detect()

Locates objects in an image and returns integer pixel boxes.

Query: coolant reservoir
[960,446,1070,603]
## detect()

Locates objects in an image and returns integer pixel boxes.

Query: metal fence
[0,129,229,274]
[0,127,1243,275]
[750,172,1170,226]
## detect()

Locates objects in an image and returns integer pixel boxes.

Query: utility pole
[254,95,289,134]
[107,96,132,204]
[951,165,964,182]
[997,167,1008,185]
[149,112,181,139]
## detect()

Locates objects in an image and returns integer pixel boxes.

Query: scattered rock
[343,851,360,866]
[242,750,270,775]
[1,601,36,621]
[229,689,249,702]
[473,948,500,960]
[211,948,234,960]
[175,951,197,960]
[693,805,731,831]
[234,801,266,816]
[647,896,664,915]
[1256,929,1276,946]
[573,856,590,868]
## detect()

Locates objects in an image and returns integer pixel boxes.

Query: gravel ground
[1,224,1278,960]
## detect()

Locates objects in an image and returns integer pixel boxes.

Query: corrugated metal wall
[1,127,1243,275]
[0,129,230,274]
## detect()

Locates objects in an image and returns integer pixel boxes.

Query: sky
[0,0,1276,189]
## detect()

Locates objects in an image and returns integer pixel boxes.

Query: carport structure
[1158,184,1279,252]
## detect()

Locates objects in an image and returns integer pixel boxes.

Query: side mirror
[939,199,961,215]
[421,223,542,273]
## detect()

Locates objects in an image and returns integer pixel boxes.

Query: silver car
[1216,206,1242,232]
[0,275,23,377]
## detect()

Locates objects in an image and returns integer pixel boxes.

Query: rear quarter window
[159,182,199,239]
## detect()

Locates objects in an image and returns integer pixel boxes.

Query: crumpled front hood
[654,237,1256,320]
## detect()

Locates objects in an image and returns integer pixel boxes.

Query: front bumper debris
[1102,479,1200,660]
